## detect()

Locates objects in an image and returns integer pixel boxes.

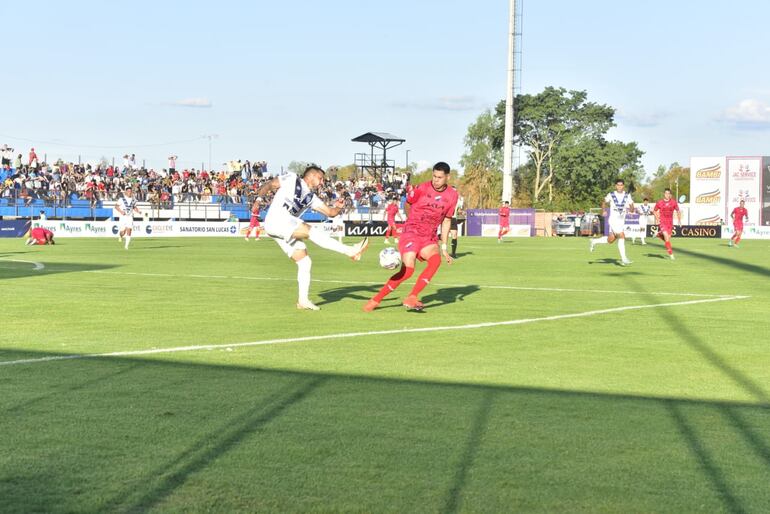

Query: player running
[383,196,403,244]
[729,200,748,248]
[116,188,141,250]
[258,165,369,311]
[633,197,653,245]
[449,194,464,258]
[590,179,634,265]
[498,201,511,242]
[245,197,262,241]
[26,227,55,245]
[363,162,457,312]
[653,188,681,260]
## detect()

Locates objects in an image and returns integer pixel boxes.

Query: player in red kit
[383,197,403,244]
[653,188,681,260]
[26,227,55,245]
[364,162,457,312]
[729,200,748,248]
[498,201,511,242]
[245,197,262,241]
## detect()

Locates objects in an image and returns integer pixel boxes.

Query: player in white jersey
[632,197,652,245]
[257,165,369,310]
[115,188,141,249]
[589,178,634,265]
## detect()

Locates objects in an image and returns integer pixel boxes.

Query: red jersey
[30,227,52,241]
[403,182,458,238]
[499,206,510,224]
[385,203,399,224]
[654,198,679,225]
[731,207,748,225]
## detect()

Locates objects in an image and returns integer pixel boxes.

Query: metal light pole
[405,149,411,170]
[203,134,219,171]
[502,0,517,203]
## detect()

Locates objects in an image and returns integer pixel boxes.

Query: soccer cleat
[728,240,733,247]
[621,259,633,266]
[296,301,320,311]
[402,295,424,311]
[670,254,676,260]
[362,299,380,312]
[734,244,740,249]
[350,237,370,261]
[589,240,595,252]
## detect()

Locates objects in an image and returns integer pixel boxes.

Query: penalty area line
[0,295,748,367]
[79,270,736,299]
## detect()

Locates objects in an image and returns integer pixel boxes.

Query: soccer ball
[378,247,402,270]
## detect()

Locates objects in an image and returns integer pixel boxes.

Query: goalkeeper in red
[653,188,681,260]
[363,162,457,312]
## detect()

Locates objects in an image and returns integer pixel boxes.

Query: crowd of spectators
[0,144,409,211]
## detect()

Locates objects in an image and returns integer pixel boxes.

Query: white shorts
[265,212,307,257]
[608,217,625,235]
[119,216,134,230]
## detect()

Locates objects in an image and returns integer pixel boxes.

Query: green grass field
[1,234,769,513]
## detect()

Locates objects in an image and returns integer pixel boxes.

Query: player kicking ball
[653,188,681,260]
[115,188,141,250]
[590,178,634,266]
[258,165,369,311]
[728,200,748,248]
[363,162,457,312]
[26,227,55,245]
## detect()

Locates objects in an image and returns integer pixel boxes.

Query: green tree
[459,109,504,208]
[640,163,690,202]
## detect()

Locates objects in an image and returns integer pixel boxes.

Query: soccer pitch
[1,236,768,512]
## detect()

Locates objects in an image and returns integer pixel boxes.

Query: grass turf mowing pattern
[1,236,769,512]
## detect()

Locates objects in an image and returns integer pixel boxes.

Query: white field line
[0,295,748,367]
[0,259,45,270]
[81,269,734,298]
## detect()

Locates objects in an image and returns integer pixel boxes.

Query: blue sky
[4,0,770,176]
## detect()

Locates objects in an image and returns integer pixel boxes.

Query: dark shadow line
[2,362,142,415]
[444,389,495,514]
[721,406,770,470]
[115,376,325,513]
[665,244,770,279]
[621,276,769,406]
[666,401,745,514]
[2,347,768,413]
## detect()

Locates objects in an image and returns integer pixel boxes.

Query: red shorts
[398,233,438,261]
[34,238,47,245]
[733,223,743,232]
[248,217,260,228]
[659,223,673,234]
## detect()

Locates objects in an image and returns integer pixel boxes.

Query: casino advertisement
[646,225,721,238]
[725,157,761,225]
[689,156,725,225]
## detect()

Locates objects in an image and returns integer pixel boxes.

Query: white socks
[124,235,131,249]
[296,256,312,303]
[308,226,353,256]
[594,236,608,244]
[618,238,627,261]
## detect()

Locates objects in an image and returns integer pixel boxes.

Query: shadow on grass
[1,349,768,513]
[647,240,770,279]
[0,262,118,280]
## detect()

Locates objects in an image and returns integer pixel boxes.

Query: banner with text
[646,225,721,238]
[465,209,535,237]
[689,156,726,225]
[726,157,762,224]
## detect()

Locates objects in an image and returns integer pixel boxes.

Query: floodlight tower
[502,0,523,203]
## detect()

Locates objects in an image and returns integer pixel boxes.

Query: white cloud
[168,98,213,108]
[616,109,669,128]
[392,95,483,112]
[721,99,770,127]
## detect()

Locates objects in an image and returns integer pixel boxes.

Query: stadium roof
[351,132,406,144]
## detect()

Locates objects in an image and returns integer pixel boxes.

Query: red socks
[409,254,441,297]
[664,241,672,254]
[736,235,741,244]
[373,265,414,302]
